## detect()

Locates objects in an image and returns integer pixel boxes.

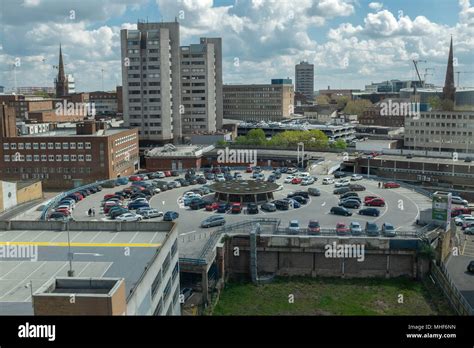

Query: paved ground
[0,228,165,314]
[70,170,431,258]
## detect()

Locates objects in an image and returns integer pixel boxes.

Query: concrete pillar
[386,255,390,278]
[201,268,209,306]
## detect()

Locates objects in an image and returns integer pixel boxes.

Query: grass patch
[212,277,454,316]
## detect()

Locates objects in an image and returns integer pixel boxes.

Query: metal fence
[430,260,474,315]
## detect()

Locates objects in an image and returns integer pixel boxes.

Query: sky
[0,0,473,92]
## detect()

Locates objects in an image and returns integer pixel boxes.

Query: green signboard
[432,192,452,229]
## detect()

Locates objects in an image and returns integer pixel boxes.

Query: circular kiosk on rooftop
[209,180,279,204]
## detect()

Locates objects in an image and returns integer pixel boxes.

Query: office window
[63,155,69,161]
[77,143,84,149]
[56,155,62,161]
[41,155,47,161]
[47,143,53,150]
[40,143,46,150]
[55,143,61,149]
[62,143,69,149]
[4,155,10,162]
[25,143,31,150]
[26,155,32,162]
[33,143,39,150]
[70,142,76,149]
[48,155,54,161]
[10,143,17,150]
[3,143,9,150]
[85,154,92,162]
[78,155,84,161]
[34,155,40,162]
[71,155,77,161]
[85,142,91,149]
[18,143,24,150]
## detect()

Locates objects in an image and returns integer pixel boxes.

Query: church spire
[442,36,456,102]
[55,44,68,98]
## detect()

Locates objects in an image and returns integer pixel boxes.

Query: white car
[296,172,310,179]
[173,181,182,188]
[301,177,315,186]
[322,177,334,185]
[288,220,300,233]
[455,214,472,226]
[284,175,295,183]
[287,167,298,174]
[335,179,351,187]
[452,196,468,205]
[153,188,161,194]
[155,171,165,178]
[183,191,197,197]
[131,197,148,204]
[116,213,142,222]
[351,174,363,181]
[215,174,225,182]
[139,209,163,219]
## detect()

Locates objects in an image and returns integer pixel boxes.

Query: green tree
[441,99,454,111]
[428,96,442,111]
[315,95,330,105]
[335,96,349,109]
[330,139,347,149]
[246,129,266,145]
[343,99,372,117]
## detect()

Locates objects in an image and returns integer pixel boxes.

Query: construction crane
[412,60,427,87]
[455,71,474,87]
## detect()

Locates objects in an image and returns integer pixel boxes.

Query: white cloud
[368,2,383,11]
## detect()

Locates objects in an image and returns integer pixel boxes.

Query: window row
[3,142,91,150]
[4,154,93,162]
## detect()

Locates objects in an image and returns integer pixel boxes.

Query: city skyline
[0,0,474,92]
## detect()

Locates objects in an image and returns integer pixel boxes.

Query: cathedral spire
[442,36,456,102]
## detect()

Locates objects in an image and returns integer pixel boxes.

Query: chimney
[76,120,97,135]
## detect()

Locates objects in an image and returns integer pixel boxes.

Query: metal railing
[431,260,474,315]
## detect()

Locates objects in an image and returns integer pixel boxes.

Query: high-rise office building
[295,61,314,101]
[180,38,222,134]
[121,21,181,143]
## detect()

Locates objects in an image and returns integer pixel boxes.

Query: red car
[291,177,303,184]
[364,195,379,204]
[103,194,116,200]
[365,198,385,207]
[205,202,219,211]
[129,175,142,182]
[72,192,84,200]
[336,223,350,235]
[54,208,71,215]
[246,166,253,173]
[231,203,242,214]
[452,207,472,217]
[164,171,172,177]
[384,182,400,189]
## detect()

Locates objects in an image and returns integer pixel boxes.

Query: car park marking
[0,241,161,248]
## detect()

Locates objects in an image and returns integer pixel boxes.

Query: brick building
[0,106,139,189]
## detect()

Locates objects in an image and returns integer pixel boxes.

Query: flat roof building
[295,61,314,101]
[223,80,294,122]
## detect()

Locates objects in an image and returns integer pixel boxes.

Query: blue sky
[0,0,473,92]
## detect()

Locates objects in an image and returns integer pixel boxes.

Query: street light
[297,142,304,169]
[66,222,74,277]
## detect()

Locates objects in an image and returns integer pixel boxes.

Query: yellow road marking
[0,242,161,248]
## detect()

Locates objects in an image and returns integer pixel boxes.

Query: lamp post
[66,222,74,277]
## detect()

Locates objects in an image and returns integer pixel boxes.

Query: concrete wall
[16,181,43,204]
[225,234,423,279]
[0,181,17,212]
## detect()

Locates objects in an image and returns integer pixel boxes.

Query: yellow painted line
[0,242,161,248]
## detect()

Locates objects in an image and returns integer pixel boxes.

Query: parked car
[234,172,243,180]
[49,212,70,221]
[322,177,334,185]
[349,184,366,192]
[190,199,208,210]
[288,191,310,199]
[335,179,350,188]
[330,206,352,216]
[201,215,226,228]
[340,196,362,204]
[247,203,259,214]
[128,201,150,210]
[358,208,380,217]
[272,170,282,179]
[284,175,295,183]
[307,220,321,235]
[364,196,379,204]
[246,166,253,173]
[350,222,362,235]
[336,223,350,235]
[467,261,474,273]
[215,174,226,182]
[284,198,301,209]
[171,170,180,177]
[109,208,129,219]
[267,175,276,183]
[365,222,380,236]
[351,174,363,181]
[291,177,303,184]
[333,171,347,178]
[455,214,473,226]
[333,187,351,195]
[205,202,219,211]
[365,198,385,207]
[288,220,300,234]
[464,227,474,235]
[383,182,400,189]
[274,200,290,211]
[163,211,179,221]
[217,203,231,213]
[339,199,360,209]
[261,202,277,212]
[116,212,142,222]
[340,192,359,200]
[287,167,298,174]
[308,187,321,196]
[129,175,142,182]
[382,223,396,237]
[452,207,472,217]
[291,196,308,205]
[231,203,242,214]
[116,177,129,185]
[451,195,469,206]
[301,177,315,186]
